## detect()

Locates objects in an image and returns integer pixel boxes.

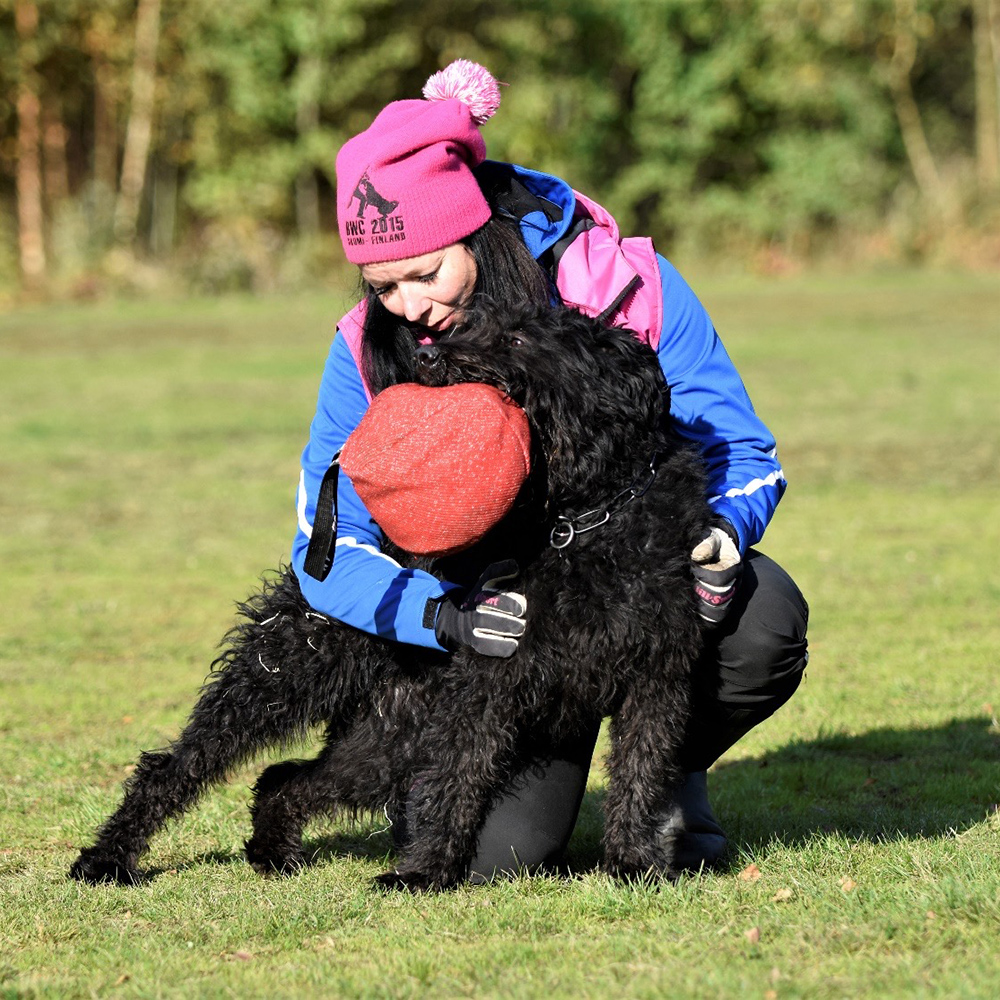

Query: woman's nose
[399,285,429,324]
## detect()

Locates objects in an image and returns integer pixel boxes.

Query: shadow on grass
[139,715,998,881]
[140,835,395,883]
[567,715,999,873]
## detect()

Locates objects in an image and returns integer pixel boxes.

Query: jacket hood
[473,161,576,259]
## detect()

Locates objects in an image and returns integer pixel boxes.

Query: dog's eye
[509,334,524,348]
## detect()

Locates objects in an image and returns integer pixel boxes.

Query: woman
[293,61,808,878]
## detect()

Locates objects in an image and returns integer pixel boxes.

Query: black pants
[463,549,809,877]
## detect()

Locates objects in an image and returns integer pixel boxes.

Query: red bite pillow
[339,382,531,557]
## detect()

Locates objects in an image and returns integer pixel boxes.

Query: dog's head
[413,303,669,506]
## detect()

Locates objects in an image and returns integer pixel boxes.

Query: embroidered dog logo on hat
[344,172,406,250]
[350,172,398,218]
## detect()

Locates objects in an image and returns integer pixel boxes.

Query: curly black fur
[69,304,712,891]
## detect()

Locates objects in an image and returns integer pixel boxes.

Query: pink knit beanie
[335,60,502,265]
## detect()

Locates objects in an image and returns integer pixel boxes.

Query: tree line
[2,0,998,298]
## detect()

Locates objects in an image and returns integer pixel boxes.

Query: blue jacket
[291,164,785,650]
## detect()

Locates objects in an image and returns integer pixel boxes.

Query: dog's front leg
[601,674,690,881]
[374,712,516,892]
[373,772,490,892]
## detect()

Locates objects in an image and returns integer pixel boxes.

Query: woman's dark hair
[359,213,553,395]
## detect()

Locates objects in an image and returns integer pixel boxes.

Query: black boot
[659,771,727,872]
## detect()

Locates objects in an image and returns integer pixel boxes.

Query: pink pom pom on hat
[335,60,502,265]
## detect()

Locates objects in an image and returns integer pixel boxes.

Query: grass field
[1,271,998,998]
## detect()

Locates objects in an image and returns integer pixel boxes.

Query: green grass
[2,272,999,998]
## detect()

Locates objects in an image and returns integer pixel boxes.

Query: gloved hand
[690,525,742,625]
[432,560,527,657]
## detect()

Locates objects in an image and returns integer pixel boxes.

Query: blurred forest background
[2,0,999,303]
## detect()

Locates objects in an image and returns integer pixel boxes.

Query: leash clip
[548,451,660,552]
[550,518,575,550]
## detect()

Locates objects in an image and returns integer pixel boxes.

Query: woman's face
[360,243,477,335]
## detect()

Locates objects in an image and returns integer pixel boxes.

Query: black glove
[431,560,527,658]
[690,524,742,625]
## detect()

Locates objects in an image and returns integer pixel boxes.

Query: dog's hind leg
[69,569,378,885]
[243,751,378,877]
[69,676,314,885]
[244,759,326,876]
[244,708,413,877]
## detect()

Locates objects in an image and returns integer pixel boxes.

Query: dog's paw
[373,868,455,893]
[244,837,305,878]
[601,854,675,884]
[68,852,144,887]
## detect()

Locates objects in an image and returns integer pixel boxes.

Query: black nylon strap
[543,216,595,273]
[303,450,342,581]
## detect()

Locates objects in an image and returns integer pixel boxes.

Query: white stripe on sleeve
[297,469,313,538]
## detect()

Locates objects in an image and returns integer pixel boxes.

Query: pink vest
[338,189,663,400]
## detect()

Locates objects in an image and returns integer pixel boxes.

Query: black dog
[69,305,712,891]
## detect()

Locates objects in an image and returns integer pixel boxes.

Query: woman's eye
[371,284,393,298]
[417,270,439,284]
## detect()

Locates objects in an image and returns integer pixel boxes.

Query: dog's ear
[585,324,667,424]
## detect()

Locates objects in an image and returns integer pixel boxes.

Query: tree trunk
[295,54,321,237]
[988,0,1000,183]
[974,0,1000,192]
[85,10,119,242]
[151,151,178,258]
[15,0,46,288]
[91,53,118,196]
[42,98,71,206]
[114,0,162,247]
[886,0,948,216]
